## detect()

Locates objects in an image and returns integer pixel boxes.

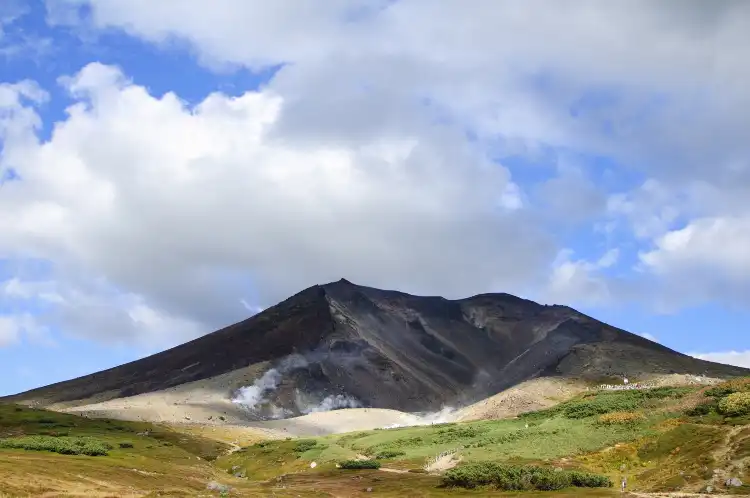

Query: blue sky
[1,1,748,396]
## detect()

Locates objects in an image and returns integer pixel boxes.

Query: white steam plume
[232,369,282,409]
[232,354,309,409]
[381,406,457,429]
[296,392,362,414]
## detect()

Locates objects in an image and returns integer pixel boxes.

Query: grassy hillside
[3,379,750,496]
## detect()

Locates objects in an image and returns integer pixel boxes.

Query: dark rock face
[5,279,748,412]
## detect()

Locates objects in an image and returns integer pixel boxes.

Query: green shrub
[118,442,134,448]
[442,463,612,491]
[532,471,572,491]
[442,462,508,489]
[375,450,405,459]
[718,392,750,416]
[0,436,112,456]
[339,459,381,470]
[569,471,613,487]
[564,398,640,419]
[706,378,750,398]
[293,439,318,453]
[686,401,717,416]
[522,387,692,420]
[388,436,424,448]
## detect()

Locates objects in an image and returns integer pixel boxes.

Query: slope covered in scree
[5,279,747,414]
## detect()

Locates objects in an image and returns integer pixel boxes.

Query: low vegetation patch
[442,462,611,491]
[705,378,750,398]
[375,450,405,459]
[339,459,381,470]
[523,387,691,420]
[293,439,318,453]
[686,400,718,416]
[0,436,112,456]
[597,411,646,425]
[718,392,750,416]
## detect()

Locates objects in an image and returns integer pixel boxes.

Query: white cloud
[639,216,750,307]
[0,1,748,346]
[0,316,21,346]
[607,180,684,240]
[641,217,750,279]
[0,63,551,344]
[692,351,750,369]
[41,1,750,308]
[639,332,658,342]
[543,248,620,306]
[45,1,750,162]
[0,0,27,32]
[535,162,606,223]
[0,313,50,347]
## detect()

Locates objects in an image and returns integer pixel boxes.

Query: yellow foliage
[718,392,750,416]
[597,412,646,425]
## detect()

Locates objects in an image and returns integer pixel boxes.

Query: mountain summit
[5,280,746,416]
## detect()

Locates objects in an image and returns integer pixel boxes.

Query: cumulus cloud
[43,1,750,298]
[0,313,51,347]
[0,316,22,346]
[535,163,607,223]
[0,62,550,344]
[543,248,621,306]
[1,1,749,347]
[639,216,750,308]
[692,351,750,369]
[46,1,750,162]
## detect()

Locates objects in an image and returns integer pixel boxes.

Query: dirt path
[378,468,409,474]
[681,424,748,493]
[225,441,242,456]
[713,424,745,465]
[628,493,713,497]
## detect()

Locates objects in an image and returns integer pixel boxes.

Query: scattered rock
[620,464,627,471]
[310,461,317,468]
[233,470,246,478]
[231,466,240,472]
[726,477,743,487]
[365,487,373,492]
[706,485,714,493]
[206,481,231,493]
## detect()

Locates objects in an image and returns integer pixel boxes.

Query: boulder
[726,477,743,487]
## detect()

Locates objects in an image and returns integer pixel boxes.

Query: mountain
[4,279,747,417]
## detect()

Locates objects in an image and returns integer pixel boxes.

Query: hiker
[621,476,627,492]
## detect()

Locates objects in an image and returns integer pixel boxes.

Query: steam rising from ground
[232,368,284,409]
[231,354,310,414]
[295,392,362,414]
[232,353,457,424]
[381,406,458,429]
[231,354,363,418]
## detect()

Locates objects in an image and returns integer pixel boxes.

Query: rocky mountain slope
[4,279,747,417]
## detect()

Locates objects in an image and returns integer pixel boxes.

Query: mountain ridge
[4,279,747,415]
